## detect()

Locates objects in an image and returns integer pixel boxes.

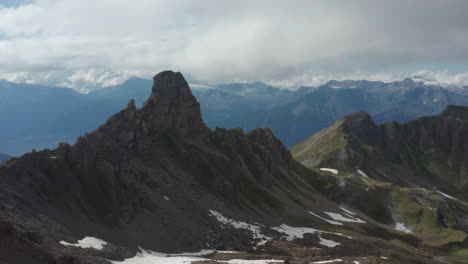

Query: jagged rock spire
[96,71,208,150]
[141,71,207,132]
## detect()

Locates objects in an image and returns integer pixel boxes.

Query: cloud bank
[1,0,468,91]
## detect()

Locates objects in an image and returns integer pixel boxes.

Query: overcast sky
[1,0,468,92]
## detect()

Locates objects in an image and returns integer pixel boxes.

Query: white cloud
[1,0,468,90]
[410,70,468,87]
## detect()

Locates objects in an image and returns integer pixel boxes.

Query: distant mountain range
[1,77,468,155]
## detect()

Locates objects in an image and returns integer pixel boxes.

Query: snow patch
[60,237,107,250]
[339,207,356,216]
[324,212,365,223]
[437,191,457,200]
[272,224,351,243]
[210,211,350,249]
[220,260,283,264]
[110,249,210,264]
[395,222,411,233]
[318,236,340,248]
[309,211,343,226]
[163,196,169,201]
[209,210,271,245]
[312,259,343,263]
[357,169,368,178]
[272,224,321,240]
[111,249,282,264]
[320,168,338,175]
[50,156,57,159]
[380,256,388,259]
[435,190,468,204]
[217,251,242,254]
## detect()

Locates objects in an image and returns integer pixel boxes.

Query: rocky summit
[0,71,466,264]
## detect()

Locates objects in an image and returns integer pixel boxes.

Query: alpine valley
[1,71,468,264]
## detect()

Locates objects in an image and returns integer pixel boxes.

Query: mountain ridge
[292,106,468,197]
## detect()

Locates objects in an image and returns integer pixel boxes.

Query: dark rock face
[0,71,334,263]
[95,71,208,152]
[142,71,207,133]
[0,218,54,264]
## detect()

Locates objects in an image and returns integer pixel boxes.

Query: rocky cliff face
[93,71,208,152]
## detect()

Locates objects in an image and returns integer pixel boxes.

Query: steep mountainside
[292,105,468,197]
[0,71,450,264]
[2,77,468,155]
[292,106,468,262]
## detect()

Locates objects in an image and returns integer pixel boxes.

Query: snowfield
[209,210,272,245]
[357,169,368,178]
[272,224,349,245]
[395,222,412,233]
[272,224,322,240]
[339,207,357,216]
[309,211,343,226]
[318,236,340,248]
[311,259,343,263]
[210,210,349,248]
[60,237,107,250]
[324,212,366,223]
[110,250,209,264]
[320,168,339,175]
[110,249,283,264]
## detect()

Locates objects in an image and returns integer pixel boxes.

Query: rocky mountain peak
[126,98,136,109]
[140,70,207,132]
[440,105,468,121]
[401,77,415,85]
[340,112,376,134]
[92,71,208,151]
